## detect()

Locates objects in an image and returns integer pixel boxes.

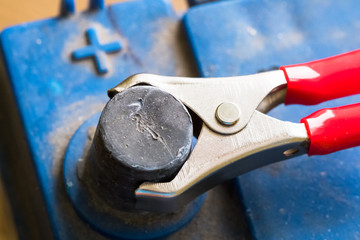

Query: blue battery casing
[2,0,360,239]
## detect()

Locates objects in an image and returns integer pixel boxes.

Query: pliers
[109,49,360,212]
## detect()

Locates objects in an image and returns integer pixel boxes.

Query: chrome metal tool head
[109,72,309,212]
[108,49,360,212]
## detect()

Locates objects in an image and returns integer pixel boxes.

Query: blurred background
[0,0,188,239]
[0,0,188,29]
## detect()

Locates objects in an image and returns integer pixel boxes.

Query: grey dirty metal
[83,86,193,210]
[109,71,288,135]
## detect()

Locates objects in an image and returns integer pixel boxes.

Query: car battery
[0,0,360,239]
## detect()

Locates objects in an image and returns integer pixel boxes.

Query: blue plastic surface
[61,0,104,15]
[187,0,219,7]
[0,0,202,238]
[89,0,105,10]
[184,0,360,239]
[4,0,360,239]
[72,27,122,73]
[60,0,76,15]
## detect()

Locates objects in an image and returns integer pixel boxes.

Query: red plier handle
[281,49,360,155]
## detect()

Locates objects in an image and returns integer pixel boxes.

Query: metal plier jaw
[109,49,360,212]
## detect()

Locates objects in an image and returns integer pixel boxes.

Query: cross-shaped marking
[72,28,122,74]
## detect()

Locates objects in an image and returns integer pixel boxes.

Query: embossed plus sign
[72,28,122,74]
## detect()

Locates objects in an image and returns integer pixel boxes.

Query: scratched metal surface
[184,0,360,239]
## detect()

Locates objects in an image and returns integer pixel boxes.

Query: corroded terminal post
[84,85,193,210]
[64,85,205,238]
